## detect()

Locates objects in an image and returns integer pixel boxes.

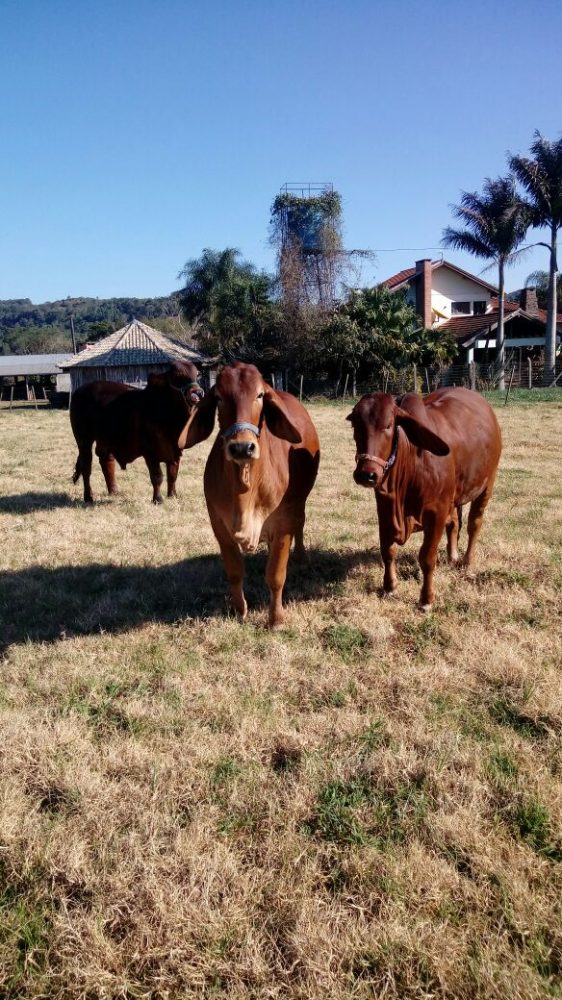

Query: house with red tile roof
[380,259,561,363]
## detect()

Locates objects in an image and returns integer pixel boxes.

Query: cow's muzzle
[354,467,378,487]
[227,440,258,461]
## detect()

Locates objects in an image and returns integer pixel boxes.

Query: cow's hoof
[419,603,433,614]
[269,618,285,631]
[381,589,397,600]
[152,496,164,505]
[84,497,94,505]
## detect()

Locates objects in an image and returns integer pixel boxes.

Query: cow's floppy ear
[263,387,302,443]
[395,407,450,456]
[178,389,217,448]
[346,412,354,422]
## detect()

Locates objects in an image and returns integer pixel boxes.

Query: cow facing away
[70,361,203,503]
[182,362,320,628]
[347,388,502,608]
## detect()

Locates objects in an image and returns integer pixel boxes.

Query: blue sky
[1,0,561,303]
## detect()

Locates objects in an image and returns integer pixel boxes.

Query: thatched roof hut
[60,319,214,392]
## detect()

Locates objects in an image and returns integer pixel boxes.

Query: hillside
[0,294,185,354]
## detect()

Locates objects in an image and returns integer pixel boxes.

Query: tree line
[0,295,181,355]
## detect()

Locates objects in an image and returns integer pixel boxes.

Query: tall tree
[442,176,529,389]
[510,132,562,384]
[177,248,279,357]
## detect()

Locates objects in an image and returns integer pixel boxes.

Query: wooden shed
[60,319,214,393]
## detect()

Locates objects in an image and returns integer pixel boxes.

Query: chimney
[415,259,433,328]
[520,287,539,315]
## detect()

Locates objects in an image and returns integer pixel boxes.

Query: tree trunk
[497,260,505,391]
[543,225,558,385]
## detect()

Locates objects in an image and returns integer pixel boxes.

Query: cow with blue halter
[181,362,320,628]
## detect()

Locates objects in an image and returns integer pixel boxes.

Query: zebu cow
[70,361,203,503]
[347,387,501,608]
[182,362,320,628]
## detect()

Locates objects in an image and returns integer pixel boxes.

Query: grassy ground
[0,398,561,999]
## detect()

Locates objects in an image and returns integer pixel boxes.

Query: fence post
[299,374,303,402]
[342,373,349,402]
[412,363,417,392]
[352,368,356,398]
[469,361,476,391]
[527,357,532,389]
[271,373,276,390]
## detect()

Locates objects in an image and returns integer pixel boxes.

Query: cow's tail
[72,457,81,484]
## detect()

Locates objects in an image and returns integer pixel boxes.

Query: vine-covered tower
[270,183,343,309]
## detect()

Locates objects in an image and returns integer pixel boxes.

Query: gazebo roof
[61,319,211,369]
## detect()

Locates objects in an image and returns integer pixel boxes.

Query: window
[473,301,487,315]
[452,301,471,315]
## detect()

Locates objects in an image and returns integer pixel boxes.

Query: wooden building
[0,353,72,405]
[60,319,214,393]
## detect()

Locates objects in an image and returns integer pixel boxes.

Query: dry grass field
[0,395,561,999]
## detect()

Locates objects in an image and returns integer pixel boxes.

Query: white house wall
[431,269,493,321]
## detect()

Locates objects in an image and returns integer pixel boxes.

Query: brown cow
[182,362,320,628]
[347,387,501,608]
[70,361,203,503]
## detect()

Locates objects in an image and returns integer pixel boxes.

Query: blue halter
[221,421,261,440]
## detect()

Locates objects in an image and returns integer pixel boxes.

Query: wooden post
[469,362,476,391]
[10,386,14,409]
[299,374,303,402]
[352,368,356,398]
[412,363,417,392]
[32,385,38,410]
[342,373,349,402]
[527,357,532,389]
[271,373,276,390]
[425,367,430,394]
[504,365,516,405]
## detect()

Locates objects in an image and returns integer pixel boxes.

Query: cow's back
[70,380,135,442]
[421,388,501,505]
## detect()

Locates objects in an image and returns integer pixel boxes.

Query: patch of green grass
[305,779,370,845]
[488,748,519,783]
[357,719,387,754]
[305,773,430,848]
[0,865,51,992]
[490,697,551,740]
[509,798,562,861]
[400,616,450,656]
[477,567,534,590]
[67,680,146,735]
[210,756,241,786]
[321,623,371,663]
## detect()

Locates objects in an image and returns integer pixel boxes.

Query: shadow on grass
[0,547,371,653]
[0,492,76,514]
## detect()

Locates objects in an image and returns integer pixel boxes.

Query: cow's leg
[144,457,164,504]
[446,505,462,564]
[266,532,292,629]
[419,511,446,609]
[166,459,180,498]
[292,510,306,562]
[77,445,94,504]
[381,539,399,596]
[98,451,118,496]
[462,487,493,569]
[209,512,247,619]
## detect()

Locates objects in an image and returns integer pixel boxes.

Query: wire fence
[271,354,562,400]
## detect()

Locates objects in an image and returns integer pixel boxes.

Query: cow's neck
[227,454,266,553]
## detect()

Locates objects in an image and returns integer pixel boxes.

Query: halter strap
[355,430,399,476]
[221,421,261,440]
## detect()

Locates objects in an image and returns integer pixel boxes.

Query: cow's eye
[386,424,392,430]
[257,391,264,400]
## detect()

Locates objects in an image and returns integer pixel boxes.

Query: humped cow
[181,362,320,628]
[347,387,501,608]
[70,361,203,503]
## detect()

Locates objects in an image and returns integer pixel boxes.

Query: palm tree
[510,132,562,384]
[442,176,530,389]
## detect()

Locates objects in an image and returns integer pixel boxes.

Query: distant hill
[0,293,191,354]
